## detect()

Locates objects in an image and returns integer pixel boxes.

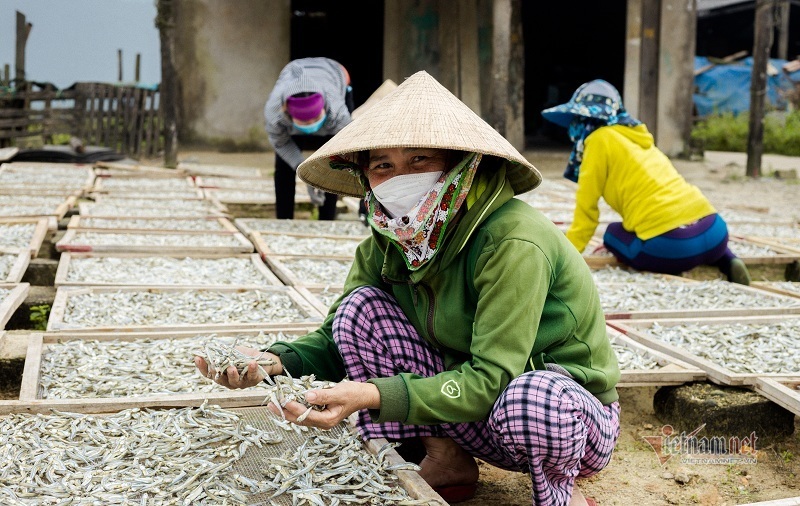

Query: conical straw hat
[351,79,398,119]
[298,71,541,197]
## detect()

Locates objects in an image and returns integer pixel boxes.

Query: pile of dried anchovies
[645,320,800,374]
[591,267,664,284]
[65,256,270,286]
[0,287,10,301]
[611,342,660,370]
[77,217,229,231]
[63,289,310,328]
[237,218,369,237]
[728,241,782,257]
[263,372,336,428]
[314,288,344,309]
[81,201,217,218]
[0,224,36,249]
[763,281,800,295]
[280,258,353,285]
[202,338,277,382]
[598,279,800,312]
[0,205,63,217]
[257,430,432,505]
[67,232,244,248]
[0,401,282,505]
[0,255,15,280]
[98,178,194,191]
[263,234,360,257]
[40,331,299,398]
[729,223,800,239]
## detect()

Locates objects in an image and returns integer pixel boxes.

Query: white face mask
[371,171,444,218]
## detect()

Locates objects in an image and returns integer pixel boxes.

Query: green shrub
[691,110,800,156]
[29,304,50,331]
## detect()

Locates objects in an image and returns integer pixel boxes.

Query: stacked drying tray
[6,161,444,505]
[235,218,368,315]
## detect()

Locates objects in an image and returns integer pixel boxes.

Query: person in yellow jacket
[541,79,751,285]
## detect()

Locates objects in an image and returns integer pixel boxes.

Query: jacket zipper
[418,283,442,348]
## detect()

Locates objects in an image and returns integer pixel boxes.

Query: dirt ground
[161,147,800,505]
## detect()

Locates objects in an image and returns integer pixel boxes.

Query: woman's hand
[194,346,282,389]
[268,381,380,430]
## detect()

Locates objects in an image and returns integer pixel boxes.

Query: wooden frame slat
[0,248,31,283]
[0,217,49,258]
[54,252,283,288]
[752,281,800,300]
[0,283,30,329]
[753,377,800,418]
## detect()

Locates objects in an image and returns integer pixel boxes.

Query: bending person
[264,57,354,220]
[199,71,620,506]
[541,79,751,285]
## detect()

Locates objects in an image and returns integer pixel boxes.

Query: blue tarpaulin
[693,56,800,117]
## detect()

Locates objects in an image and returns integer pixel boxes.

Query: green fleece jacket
[268,164,619,425]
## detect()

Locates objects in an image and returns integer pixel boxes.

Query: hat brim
[541,102,616,128]
[298,71,542,197]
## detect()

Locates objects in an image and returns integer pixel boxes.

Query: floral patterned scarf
[364,152,481,271]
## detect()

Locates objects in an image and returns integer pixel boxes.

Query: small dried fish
[644,320,800,374]
[0,223,36,249]
[262,234,361,257]
[64,256,272,286]
[77,217,229,231]
[236,218,369,237]
[62,289,313,328]
[280,258,353,286]
[40,331,299,398]
[65,232,245,248]
[598,279,800,313]
[0,401,282,504]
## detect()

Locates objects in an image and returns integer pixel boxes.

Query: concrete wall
[174,0,290,148]
[656,0,697,157]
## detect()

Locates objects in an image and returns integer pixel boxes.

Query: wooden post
[156,0,179,167]
[2,64,9,86]
[118,49,123,82]
[747,0,776,179]
[639,0,660,135]
[776,0,790,60]
[15,11,32,84]
[135,53,141,82]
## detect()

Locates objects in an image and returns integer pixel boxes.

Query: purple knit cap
[286,93,325,121]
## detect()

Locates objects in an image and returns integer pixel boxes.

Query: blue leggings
[602,214,736,275]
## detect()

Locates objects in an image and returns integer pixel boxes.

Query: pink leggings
[332,286,621,505]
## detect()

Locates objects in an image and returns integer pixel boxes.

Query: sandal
[433,483,478,503]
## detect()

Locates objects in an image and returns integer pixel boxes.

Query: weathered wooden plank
[18,332,43,401]
[0,283,30,329]
[0,248,31,283]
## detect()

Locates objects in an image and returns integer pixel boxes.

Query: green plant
[29,304,50,331]
[780,449,794,464]
[691,110,800,156]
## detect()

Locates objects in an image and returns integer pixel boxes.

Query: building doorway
[522,1,628,146]
[290,1,385,109]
